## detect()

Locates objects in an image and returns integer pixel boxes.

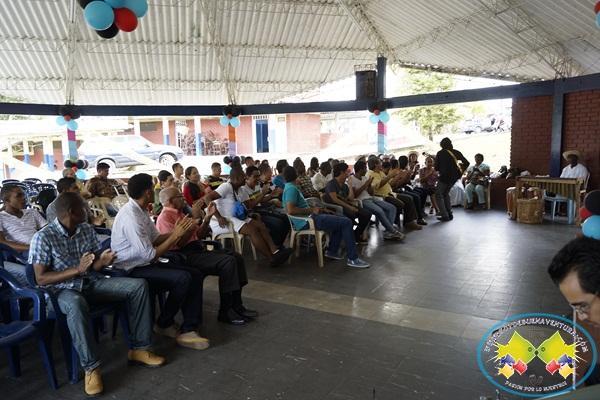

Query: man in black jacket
[434,138,469,222]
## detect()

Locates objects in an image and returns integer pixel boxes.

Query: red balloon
[581,206,593,222]
[595,1,600,14]
[64,114,72,121]
[374,109,380,116]
[114,8,138,32]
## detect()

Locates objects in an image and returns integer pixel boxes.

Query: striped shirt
[28,219,101,291]
[0,209,47,245]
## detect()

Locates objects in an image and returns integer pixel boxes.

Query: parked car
[78,135,184,169]
[461,119,483,134]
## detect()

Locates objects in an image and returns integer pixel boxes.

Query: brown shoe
[128,350,166,368]
[406,221,423,230]
[84,368,103,397]
[176,331,210,350]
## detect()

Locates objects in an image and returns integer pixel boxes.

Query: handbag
[232,189,248,220]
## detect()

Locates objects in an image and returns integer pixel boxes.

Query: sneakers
[383,231,405,241]
[154,323,179,339]
[346,258,370,268]
[417,219,428,226]
[84,368,103,397]
[176,331,210,350]
[128,350,166,368]
[324,250,343,260]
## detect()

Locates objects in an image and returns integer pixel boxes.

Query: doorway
[256,119,269,153]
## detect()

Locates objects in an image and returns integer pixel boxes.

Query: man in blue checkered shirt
[28,192,165,396]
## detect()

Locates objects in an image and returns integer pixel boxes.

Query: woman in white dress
[201,167,293,267]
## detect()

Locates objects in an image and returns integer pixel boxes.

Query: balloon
[76,160,85,169]
[77,0,93,8]
[64,160,73,168]
[230,117,241,128]
[582,215,600,240]
[105,0,126,8]
[123,0,148,17]
[76,169,87,180]
[64,114,72,121]
[585,190,600,215]
[114,8,138,32]
[96,23,119,39]
[67,120,78,131]
[84,1,115,31]
[56,116,66,126]
[369,114,379,124]
[219,115,229,127]
[595,1,600,14]
[379,110,390,123]
[83,160,90,169]
[581,207,593,222]
[596,13,600,29]
[373,109,380,116]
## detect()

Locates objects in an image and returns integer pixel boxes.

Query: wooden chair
[287,215,327,268]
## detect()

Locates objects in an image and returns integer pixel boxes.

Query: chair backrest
[1,179,20,185]
[24,178,42,184]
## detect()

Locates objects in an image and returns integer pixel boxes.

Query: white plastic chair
[88,197,114,228]
[287,215,327,268]
[211,219,257,260]
[111,195,129,211]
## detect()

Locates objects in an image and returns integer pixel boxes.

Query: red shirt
[155,206,198,249]
[182,181,207,206]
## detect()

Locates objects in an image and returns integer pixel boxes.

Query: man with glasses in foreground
[548,237,600,386]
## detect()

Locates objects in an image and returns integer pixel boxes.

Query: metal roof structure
[1,0,600,107]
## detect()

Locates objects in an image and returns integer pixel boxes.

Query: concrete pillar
[67,129,78,160]
[22,140,30,164]
[43,139,55,171]
[162,119,170,145]
[134,119,141,136]
[377,121,387,154]
[228,125,236,156]
[194,117,202,155]
[6,139,14,178]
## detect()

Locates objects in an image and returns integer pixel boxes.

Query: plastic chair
[211,219,257,260]
[1,179,20,185]
[88,197,115,228]
[24,264,130,384]
[23,178,42,184]
[287,215,327,268]
[543,174,588,224]
[463,180,492,210]
[111,194,129,211]
[0,269,58,389]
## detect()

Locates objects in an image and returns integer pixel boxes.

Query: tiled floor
[1,210,580,399]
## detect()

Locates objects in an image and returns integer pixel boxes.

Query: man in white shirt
[560,150,589,182]
[311,161,333,192]
[111,173,210,351]
[0,185,46,256]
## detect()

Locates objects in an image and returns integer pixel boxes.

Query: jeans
[312,213,358,260]
[128,262,203,333]
[255,210,290,246]
[342,207,372,239]
[465,183,487,205]
[362,198,397,232]
[56,277,152,372]
[435,181,453,218]
[398,190,424,219]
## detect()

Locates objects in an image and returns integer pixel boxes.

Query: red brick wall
[286,114,321,153]
[510,96,553,175]
[563,91,600,189]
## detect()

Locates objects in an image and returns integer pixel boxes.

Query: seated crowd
[0,148,491,396]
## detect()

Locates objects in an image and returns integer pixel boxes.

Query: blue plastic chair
[0,269,58,389]
[25,264,130,384]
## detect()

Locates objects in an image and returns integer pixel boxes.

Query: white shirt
[0,209,46,245]
[348,175,371,201]
[111,198,160,271]
[238,184,260,203]
[560,163,588,180]
[214,182,240,218]
[311,173,332,191]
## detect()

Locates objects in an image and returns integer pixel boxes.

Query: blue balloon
[124,0,148,17]
[67,120,79,131]
[379,110,390,123]
[219,115,229,127]
[230,117,241,128]
[596,13,600,28]
[84,1,115,30]
[582,215,600,240]
[56,116,66,126]
[105,0,126,8]
[369,114,379,124]
[76,169,87,180]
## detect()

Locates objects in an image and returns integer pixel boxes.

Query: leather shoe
[128,350,166,368]
[218,309,247,325]
[84,368,103,397]
[437,216,451,222]
[234,305,259,319]
[417,219,428,226]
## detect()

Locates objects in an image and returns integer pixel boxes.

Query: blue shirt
[28,219,101,291]
[272,175,285,189]
[282,182,309,230]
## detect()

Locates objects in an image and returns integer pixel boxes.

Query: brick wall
[286,114,321,153]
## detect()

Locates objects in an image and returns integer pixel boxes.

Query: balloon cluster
[79,0,148,39]
[219,105,242,128]
[64,159,89,180]
[595,2,600,27]
[56,105,82,131]
[368,101,390,124]
[581,190,600,239]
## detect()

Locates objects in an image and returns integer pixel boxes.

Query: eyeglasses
[570,293,599,316]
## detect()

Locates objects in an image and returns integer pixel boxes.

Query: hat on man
[408,150,419,157]
[562,150,582,161]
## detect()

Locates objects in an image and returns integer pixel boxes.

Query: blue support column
[550,80,565,177]
[194,117,202,155]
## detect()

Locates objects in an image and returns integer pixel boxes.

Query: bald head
[159,187,182,209]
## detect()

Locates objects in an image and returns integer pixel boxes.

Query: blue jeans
[362,198,397,233]
[312,213,358,260]
[56,277,152,371]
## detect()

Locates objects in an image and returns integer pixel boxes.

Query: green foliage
[0,93,29,120]
[396,69,461,141]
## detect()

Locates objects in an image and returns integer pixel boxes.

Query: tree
[0,93,29,120]
[396,69,461,141]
